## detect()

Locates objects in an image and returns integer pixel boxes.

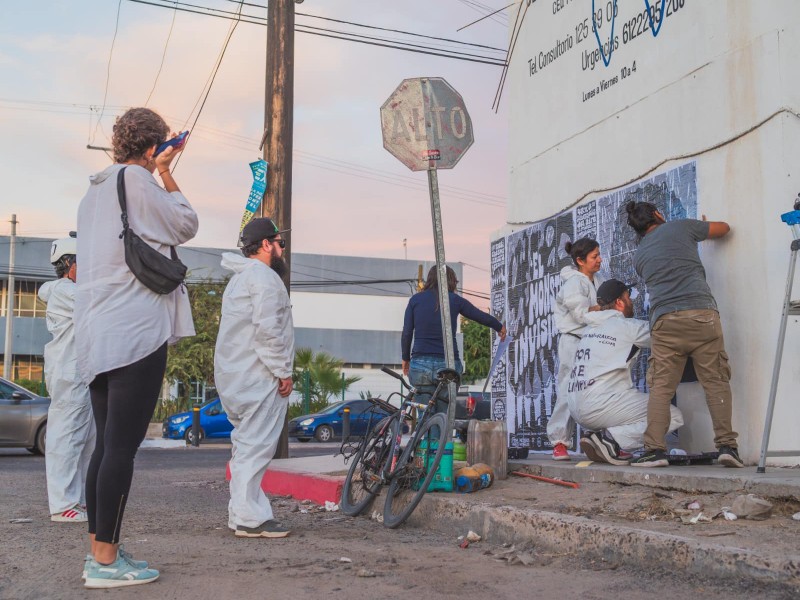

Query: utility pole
[260,0,296,459]
[3,214,17,380]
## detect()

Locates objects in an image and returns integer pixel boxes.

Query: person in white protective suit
[568,279,684,465]
[549,237,609,461]
[215,217,294,538]
[38,235,96,522]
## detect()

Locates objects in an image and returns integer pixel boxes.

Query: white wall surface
[506,0,800,464]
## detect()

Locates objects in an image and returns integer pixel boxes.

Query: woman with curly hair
[75,108,198,588]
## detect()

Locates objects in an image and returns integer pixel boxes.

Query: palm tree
[293,348,361,406]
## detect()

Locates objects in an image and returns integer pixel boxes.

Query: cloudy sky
[0,0,512,307]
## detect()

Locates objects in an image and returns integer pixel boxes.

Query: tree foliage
[292,348,360,406]
[165,279,227,405]
[461,317,492,383]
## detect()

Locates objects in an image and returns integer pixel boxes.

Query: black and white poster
[490,162,698,452]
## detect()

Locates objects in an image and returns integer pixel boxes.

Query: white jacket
[38,278,82,403]
[75,164,198,384]
[568,312,651,402]
[553,266,607,336]
[214,253,295,401]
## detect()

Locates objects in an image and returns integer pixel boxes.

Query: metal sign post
[380,77,474,439]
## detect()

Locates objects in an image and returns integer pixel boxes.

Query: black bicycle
[339,366,459,528]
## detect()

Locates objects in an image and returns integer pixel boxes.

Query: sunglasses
[269,238,286,249]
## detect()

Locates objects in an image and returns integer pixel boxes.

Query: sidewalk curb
[403,494,800,587]
[510,460,800,498]
[261,470,344,506]
[225,463,345,506]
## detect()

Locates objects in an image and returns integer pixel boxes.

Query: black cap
[596,279,632,305]
[239,217,290,246]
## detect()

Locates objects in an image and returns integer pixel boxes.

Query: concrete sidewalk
[255,452,800,588]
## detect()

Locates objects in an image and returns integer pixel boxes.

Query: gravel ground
[0,447,797,600]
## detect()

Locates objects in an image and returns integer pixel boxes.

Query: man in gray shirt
[626,201,741,468]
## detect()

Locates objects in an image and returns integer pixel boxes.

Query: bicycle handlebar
[381,366,407,385]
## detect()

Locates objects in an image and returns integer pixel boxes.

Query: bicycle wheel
[340,414,395,516]
[382,412,447,528]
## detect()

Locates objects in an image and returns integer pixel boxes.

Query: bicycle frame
[384,376,449,480]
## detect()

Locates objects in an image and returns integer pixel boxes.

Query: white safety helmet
[50,236,77,265]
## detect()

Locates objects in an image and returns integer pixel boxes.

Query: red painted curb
[226,463,344,506]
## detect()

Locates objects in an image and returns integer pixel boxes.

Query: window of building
[0,280,48,318]
[0,354,45,387]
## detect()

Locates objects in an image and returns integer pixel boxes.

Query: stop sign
[380,77,474,171]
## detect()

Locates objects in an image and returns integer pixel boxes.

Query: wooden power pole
[261,0,295,459]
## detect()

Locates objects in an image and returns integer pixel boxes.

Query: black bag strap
[116,166,179,260]
[117,166,129,238]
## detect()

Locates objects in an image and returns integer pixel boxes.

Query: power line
[221,0,507,52]
[91,0,124,146]
[173,0,245,173]
[493,0,529,111]
[145,0,180,106]
[124,0,506,66]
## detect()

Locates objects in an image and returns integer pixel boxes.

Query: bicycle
[339,365,459,528]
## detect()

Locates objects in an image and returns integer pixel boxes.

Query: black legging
[86,343,167,544]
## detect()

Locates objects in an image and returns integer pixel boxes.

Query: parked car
[162,398,232,443]
[0,376,50,454]
[288,399,394,443]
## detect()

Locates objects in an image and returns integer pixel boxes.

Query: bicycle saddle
[435,368,460,383]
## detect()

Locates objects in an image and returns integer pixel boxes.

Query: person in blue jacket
[401,265,506,414]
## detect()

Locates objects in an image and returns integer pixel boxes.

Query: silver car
[0,377,49,454]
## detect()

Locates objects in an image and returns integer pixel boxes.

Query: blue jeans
[408,355,463,416]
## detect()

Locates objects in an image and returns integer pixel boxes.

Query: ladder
[757,237,800,473]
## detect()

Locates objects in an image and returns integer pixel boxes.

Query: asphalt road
[1,447,795,599]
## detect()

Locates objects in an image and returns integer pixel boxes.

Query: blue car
[288,399,394,443]
[162,398,232,443]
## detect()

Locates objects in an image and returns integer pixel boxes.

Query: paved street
[1,447,796,600]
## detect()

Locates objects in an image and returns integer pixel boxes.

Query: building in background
[0,236,464,402]
[494,1,800,463]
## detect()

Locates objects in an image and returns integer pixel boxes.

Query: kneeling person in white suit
[215,218,295,538]
[567,279,684,465]
[39,235,96,522]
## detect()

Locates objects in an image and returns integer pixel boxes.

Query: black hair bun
[564,241,573,254]
[625,200,637,214]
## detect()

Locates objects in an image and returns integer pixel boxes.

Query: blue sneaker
[119,544,149,569]
[84,553,159,589]
[82,546,148,580]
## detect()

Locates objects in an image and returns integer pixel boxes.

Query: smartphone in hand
[155,131,189,157]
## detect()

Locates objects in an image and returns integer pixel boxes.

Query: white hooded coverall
[215,252,295,529]
[549,266,607,447]
[38,278,96,515]
[566,312,683,450]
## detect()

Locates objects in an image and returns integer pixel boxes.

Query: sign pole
[426,168,458,440]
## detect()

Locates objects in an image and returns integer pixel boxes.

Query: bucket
[466,420,508,480]
[418,440,454,492]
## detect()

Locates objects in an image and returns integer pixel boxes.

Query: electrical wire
[145,0,180,106]
[172,0,245,173]
[493,0,529,112]
[91,0,124,145]
[124,0,507,66]
[220,0,507,52]
[456,0,509,26]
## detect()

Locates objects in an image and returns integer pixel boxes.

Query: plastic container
[454,463,494,493]
[466,420,508,480]
[453,438,467,462]
[418,440,454,492]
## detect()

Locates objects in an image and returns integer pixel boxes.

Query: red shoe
[552,443,570,461]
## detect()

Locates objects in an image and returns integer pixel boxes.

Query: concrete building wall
[503,0,800,463]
